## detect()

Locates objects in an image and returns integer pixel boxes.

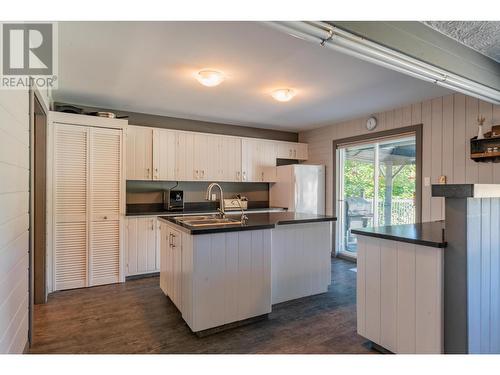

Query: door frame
[332,124,423,257]
[28,86,49,346]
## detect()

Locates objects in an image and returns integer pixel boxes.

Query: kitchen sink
[173,215,243,227]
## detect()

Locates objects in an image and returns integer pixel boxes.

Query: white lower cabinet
[126,217,160,276]
[159,220,272,332]
[271,222,331,304]
[357,236,444,354]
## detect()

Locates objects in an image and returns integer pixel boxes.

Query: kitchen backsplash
[126,180,269,204]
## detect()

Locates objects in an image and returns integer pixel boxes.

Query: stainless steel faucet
[205,182,225,218]
[233,199,248,223]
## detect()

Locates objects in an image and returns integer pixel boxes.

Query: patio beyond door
[337,135,417,257]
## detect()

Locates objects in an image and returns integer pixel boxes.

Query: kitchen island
[352,184,500,354]
[352,221,446,354]
[158,212,335,335]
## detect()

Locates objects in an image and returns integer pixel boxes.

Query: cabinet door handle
[201,170,205,178]
[195,170,199,179]
[236,171,241,181]
[294,149,297,158]
[146,168,150,178]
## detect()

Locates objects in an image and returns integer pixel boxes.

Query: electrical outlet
[211,193,216,201]
[424,177,430,187]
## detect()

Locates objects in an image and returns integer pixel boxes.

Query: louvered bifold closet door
[89,127,122,286]
[54,124,89,290]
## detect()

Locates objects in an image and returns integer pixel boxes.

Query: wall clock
[366,116,377,131]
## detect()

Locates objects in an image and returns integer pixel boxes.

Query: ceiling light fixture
[271,88,296,102]
[267,21,500,105]
[195,69,225,87]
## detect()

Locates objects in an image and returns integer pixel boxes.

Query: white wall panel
[299,93,500,224]
[0,89,29,354]
[467,198,500,354]
[356,236,443,354]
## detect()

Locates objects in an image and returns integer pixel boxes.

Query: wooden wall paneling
[478,100,494,183]
[442,95,454,184]
[386,109,395,130]
[394,107,403,129]
[431,97,443,221]
[467,198,482,353]
[377,111,387,132]
[421,100,432,222]
[490,199,500,353]
[380,239,398,352]
[126,218,138,275]
[397,241,416,353]
[466,198,500,354]
[453,94,467,184]
[209,233,227,327]
[465,97,479,183]
[224,232,239,323]
[493,104,500,183]
[415,245,444,353]
[364,239,381,343]
[402,105,412,127]
[356,238,366,336]
[480,198,491,353]
[411,102,422,125]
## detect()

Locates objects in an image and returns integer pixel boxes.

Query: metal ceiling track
[267,21,500,105]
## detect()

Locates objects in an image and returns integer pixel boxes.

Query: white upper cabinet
[194,133,218,181]
[153,128,176,181]
[242,139,277,182]
[175,131,195,181]
[126,125,153,180]
[220,136,242,182]
[277,141,308,160]
[125,124,307,182]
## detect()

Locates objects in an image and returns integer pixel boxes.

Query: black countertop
[351,221,447,248]
[432,184,500,198]
[159,212,336,235]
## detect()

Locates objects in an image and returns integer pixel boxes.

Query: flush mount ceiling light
[271,88,296,102]
[195,69,225,87]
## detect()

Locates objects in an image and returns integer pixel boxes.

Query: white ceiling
[55,21,450,132]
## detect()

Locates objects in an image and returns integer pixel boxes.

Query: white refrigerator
[270,164,325,214]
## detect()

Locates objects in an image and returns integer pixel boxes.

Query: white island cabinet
[158,213,334,334]
[159,220,272,333]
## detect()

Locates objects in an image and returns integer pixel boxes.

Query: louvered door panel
[53,124,88,290]
[89,127,122,286]
[90,220,120,285]
[90,128,121,220]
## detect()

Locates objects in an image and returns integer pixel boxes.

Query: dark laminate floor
[30,257,376,354]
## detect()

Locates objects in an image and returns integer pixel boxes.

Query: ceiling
[423,21,500,63]
[55,21,450,132]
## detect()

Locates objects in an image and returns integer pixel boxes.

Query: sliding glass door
[337,135,417,257]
